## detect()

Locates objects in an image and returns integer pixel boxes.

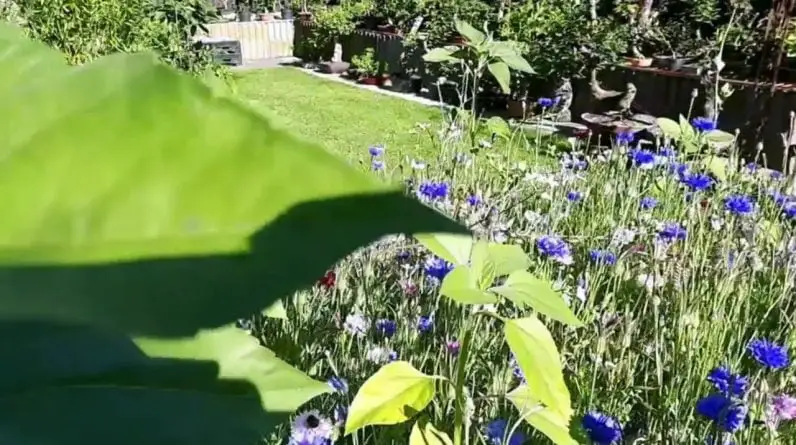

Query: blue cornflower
[615,131,635,145]
[771,191,794,207]
[772,170,785,181]
[537,97,554,108]
[375,319,397,338]
[696,393,748,433]
[707,366,748,397]
[629,148,656,169]
[396,250,412,262]
[723,194,755,216]
[536,235,573,265]
[670,162,690,178]
[581,411,623,444]
[659,146,677,157]
[640,196,658,210]
[417,181,450,201]
[692,117,717,132]
[658,222,687,242]
[567,191,583,202]
[417,314,434,333]
[681,173,714,192]
[424,256,453,281]
[509,355,526,383]
[748,338,790,370]
[371,159,385,171]
[333,405,347,426]
[291,410,333,445]
[484,419,526,445]
[327,376,349,394]
[589,249,617,266]
[745,162,758,173]
[784,202,796,220]
[466,194,482,206]
[368,144,384,157]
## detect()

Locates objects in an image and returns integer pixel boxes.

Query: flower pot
[625,57,653,68]
[377,24,397,34]
[652,55,687,71]
[410,75,423,94]
[506,98,527,119]
[237,7,252,22]
[281,8,293,20]
[359,76,380,86]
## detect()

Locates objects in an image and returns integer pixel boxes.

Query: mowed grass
[234,68,444,165]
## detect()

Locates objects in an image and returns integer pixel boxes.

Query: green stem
[453,325,474,445]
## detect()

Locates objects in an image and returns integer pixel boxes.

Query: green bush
[14,0,221,75]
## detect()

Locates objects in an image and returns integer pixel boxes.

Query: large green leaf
[490,271,582,326]
[489,42,534,74]
[0,24,464,336]
[507,385,577,445]
[422,46,459,63]
[0,24,67,96]
[454,18,486,45]
[486,243,530,277]
[504,317,572,419]
[440,266,498,304]
[0,322,328,444]
[345,361,436,435]
[488,61,511,94]
[409,417,453,445]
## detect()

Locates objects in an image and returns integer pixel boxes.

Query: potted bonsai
[351,48,379,85]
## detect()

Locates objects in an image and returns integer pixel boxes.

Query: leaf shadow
[0,320,278,445]
[0,192,466,337]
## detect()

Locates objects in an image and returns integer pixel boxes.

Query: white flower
[291,410,333,442]
[610,228,636,247]
[367,346,396,364]
[343,313,370,337]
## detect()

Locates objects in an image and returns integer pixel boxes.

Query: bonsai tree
[312,0,373,61]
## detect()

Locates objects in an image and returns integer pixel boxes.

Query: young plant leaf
[488,61,511,94]
[486,244,530,276]
[415,233,473,265]
[678,114,697,141]
[507,385,577,445]
[491,271,582,326]
[345,361,436,435]
[504,317,572,419]
[409,417,453,445]
[655,117,681,140]
[423,46,458,63]
[469,241,495,289]
[262,299,287,319]
[440,266,498,304]
[0,24,465,337]
[454,18,486,45]
[486,116,512,140]
[0,322,328,445]
[700,156,729,182]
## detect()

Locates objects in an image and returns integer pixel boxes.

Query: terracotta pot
[626,57,653,68]
[359,76,380,85]
[506,98,527,119]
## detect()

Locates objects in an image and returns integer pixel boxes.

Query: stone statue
[331,42,343,63]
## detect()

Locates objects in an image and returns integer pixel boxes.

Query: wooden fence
[204,20,294,61]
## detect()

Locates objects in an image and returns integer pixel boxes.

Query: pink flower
[767,394,796,428]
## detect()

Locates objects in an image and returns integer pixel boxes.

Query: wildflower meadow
[240,92,796,445]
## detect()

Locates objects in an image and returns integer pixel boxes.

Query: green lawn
[234,68,443,164]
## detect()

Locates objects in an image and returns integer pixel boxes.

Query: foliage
[312,1,374,40]
[345,235,580,445]
[14,0,220,74]
[500,1,627,83]
[0,22,464,444]
[423,18,533,111]
[351,47,378,76]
